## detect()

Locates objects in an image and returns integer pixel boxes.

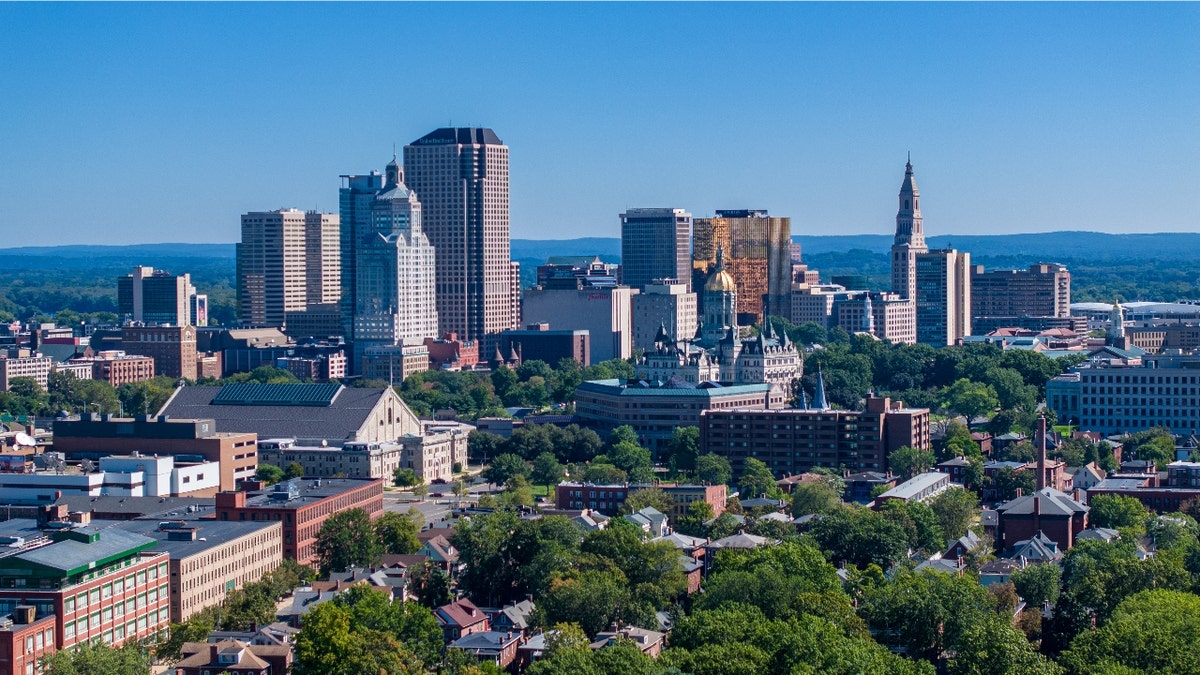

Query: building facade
[117,266,197,326]
[699,395,931,478]
[404,128,519,352]
[52,415,259,492]
[619,208,692,291]
[113,519,283,624]
[497,325,590,367]
[631,280,698,354]
[1047,353,1200,434]
[0,524,171,653]
[237,209,339,328]
[915,248,971,346]
[692,210,791,322]
[351,159,439,370]
[971,263,1071,321]
[555,482,726,518]
[574,378,781,455]
[0,355,53,391]
[214,478,384,566]
[121,324,198,381]
[522,286,635,363]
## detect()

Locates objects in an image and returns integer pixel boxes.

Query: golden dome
[705,268,736,293]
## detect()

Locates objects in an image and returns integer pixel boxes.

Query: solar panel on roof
[212,383,343,407]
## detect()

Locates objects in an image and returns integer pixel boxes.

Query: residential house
[447,631,523,670]
[175,640,291,675]
[436,599,490,642]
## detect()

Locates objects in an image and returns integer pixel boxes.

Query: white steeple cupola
[894,156,925,250]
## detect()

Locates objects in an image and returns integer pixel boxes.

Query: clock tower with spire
[891,157,928,300]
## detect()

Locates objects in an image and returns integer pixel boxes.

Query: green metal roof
[212,383,343,407]
[576,379,771,397]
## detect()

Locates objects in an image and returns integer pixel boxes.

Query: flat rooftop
[234,478,381,510]
[108,518,280,558]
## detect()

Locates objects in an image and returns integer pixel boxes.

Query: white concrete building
[632,280,698,353]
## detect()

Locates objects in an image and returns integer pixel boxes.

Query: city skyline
[1,3,1197,245]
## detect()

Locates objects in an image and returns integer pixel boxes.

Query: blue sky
[1,2,1197,244]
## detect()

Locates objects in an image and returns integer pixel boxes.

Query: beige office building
[115,520,283,623]
[238,209,339,327]
[632,280,698,352]
[403,128,519,354]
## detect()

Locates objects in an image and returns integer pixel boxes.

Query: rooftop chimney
[1037,415,1048,491]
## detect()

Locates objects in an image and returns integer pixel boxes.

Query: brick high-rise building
[693,210,791,323]
[620,208,692,291]
[237,209,339,328]
[699,395,931,477]
[971,263,1071,321]
[118,266,197,326]
[404,128,519,354]
[121,325,198,380]
[890,159,928,301]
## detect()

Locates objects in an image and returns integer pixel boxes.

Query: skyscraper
[692,210,791,323]
[619,208,692,291]
[404,128,519,351]
[891,159,928,301]
[352,158,439,366]
[117,266,197,326]
[915,248,971,346]
[339,169,386,338]
[237,209,339,327]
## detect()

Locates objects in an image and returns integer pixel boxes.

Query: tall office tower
[306,210,342,307]
[237,209,339,327]
[339,169,386,337]
[915,248,971,346]
[971,263,1071,320]
[118,267,197,326]
[352,159,439,366]
[891,159,928,301]
[620,208,692,291]
[404,128,519,353]
[692,210,791,323]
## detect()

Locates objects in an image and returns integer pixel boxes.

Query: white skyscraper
[352,158,439,366]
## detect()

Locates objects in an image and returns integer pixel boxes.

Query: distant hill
[796,231,1200,261]
[1,232,1196,270]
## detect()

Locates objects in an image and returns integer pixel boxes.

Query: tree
[581,463,627,484]
[42,642,152,675]
[888,445,936,479]
[285,461,305,480]
[992,466,1036,502]
[859,568,994,663]
[696,453,732,486]
[621,487,673,515]
[375,510,421,555]
[315,508,382,576]
[738,457,779,498]
[409,560,453,609]
[468,430,506,463]
[497,474,535,508]
[1011,561,1061,607]
[941,378,1000,424]
[603,441,653,483]
[676,500,714,537]
[790,480,841,517]
[482,453,529,486]
[533,569,655,639]
[608,424,639,447]
[1089,494,1150,532]
[666,426,700,474]
[393,467,420,487]
[947,614,1062,675]
[255,463,285,485]
[531,452,565,491]
[929,487,979,541]
[292,601,425,675]
[1059,589,1200,674]
[983,366,1039,413]
[810,506,910,570]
